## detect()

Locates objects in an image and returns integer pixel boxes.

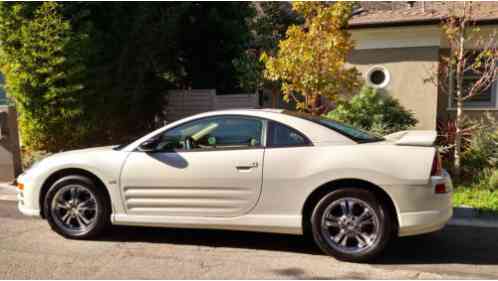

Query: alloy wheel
[320,197,380,254]
[50,184,98,234]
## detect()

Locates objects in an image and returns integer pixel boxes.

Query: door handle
[236,162,259,170]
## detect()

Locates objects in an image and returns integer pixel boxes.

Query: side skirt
[111,213,303,235]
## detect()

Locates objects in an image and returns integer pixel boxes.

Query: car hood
[36,145,118,167]
[51,145,117,157]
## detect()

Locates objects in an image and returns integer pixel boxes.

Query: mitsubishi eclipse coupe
[17,109,453,262]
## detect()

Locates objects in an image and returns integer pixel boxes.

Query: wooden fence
[165,89,260,122]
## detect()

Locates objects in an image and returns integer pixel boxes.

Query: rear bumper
[397,170,453,237]
[399,207,452,236]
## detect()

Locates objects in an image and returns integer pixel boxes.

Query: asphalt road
[1,200,498,279]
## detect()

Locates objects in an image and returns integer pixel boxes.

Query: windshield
[284,111,384,143]
[113,134,144,151]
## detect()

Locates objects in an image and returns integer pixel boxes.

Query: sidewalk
[0,182,17,201]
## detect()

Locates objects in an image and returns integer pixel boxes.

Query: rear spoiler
[384,130,437,146]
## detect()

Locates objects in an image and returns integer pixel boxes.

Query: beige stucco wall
[348,47,440,130]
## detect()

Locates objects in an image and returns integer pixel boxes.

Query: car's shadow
[98,225,498,265]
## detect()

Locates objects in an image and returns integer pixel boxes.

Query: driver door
[120,115,265,217]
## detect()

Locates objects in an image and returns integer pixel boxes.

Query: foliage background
[261,2,361,115]
[0,2,256,152]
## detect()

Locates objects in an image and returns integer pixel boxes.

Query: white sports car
[17,109,453,262]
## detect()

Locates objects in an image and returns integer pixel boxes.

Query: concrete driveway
[1,200,498,279]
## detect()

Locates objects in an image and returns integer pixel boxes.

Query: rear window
[284,111,384,143]
[268,121,311,147]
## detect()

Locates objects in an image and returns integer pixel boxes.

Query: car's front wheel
[311,188,393,262]
[44,175,110,239]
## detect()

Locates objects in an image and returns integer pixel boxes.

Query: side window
[268,121,310,148]
[154,116,263,151]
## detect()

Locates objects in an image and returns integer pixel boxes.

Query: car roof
[173,109,358,145]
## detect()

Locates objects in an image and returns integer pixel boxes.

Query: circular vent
[366,66,390,88]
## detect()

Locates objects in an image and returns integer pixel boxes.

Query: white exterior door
[120,116,265,217]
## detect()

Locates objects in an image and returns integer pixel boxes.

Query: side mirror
[137,137,160,153]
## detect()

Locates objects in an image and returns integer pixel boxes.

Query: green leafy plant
[21,149,52,170]
[233,2,301,94]
[0,2,91,151]
[461,114,498,177]
[453,183,498,212]
[429,2,498,180]
[473,169,498,190]
[261,2,361,114]
[0,2,257,152]
[325,86,418,135]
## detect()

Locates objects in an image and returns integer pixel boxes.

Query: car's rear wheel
[44,175,110,239]
[311,188,393,262]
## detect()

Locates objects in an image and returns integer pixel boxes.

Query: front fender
[19,147,130,217]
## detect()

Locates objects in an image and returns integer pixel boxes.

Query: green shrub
[475,169,498,191]
[461,114,498,177]
[325,86,418,135]
[453,185,498,212]
[21,149,52,170]
[0,2,92,151]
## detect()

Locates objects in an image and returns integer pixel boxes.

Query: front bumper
[16,173,41,218]
[397,170,453,237]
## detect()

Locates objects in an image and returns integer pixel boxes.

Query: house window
[449,75,497,109]
[463,73,495,106]
[366,66,390,88]
[448,58,498,109]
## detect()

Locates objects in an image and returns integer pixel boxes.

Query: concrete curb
[449,218,498,228]
[448,206,498,229]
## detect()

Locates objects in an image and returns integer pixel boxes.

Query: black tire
[44,175,110,239]
[310,188,393,262]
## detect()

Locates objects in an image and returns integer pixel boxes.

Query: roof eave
[348,18,498,29]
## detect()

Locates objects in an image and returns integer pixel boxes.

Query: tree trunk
[453,21,466,181]
[454,98,463,180]
[308,94,322,116]
[271,85,277,108]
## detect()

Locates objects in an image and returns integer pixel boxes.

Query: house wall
[350,24,498,130]
[351,25,441,50]
[348,46,440,130]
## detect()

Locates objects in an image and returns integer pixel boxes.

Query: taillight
[435,183,447,194]
[431,152,443,176]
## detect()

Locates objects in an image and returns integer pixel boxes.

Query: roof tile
[350,1,498,27]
